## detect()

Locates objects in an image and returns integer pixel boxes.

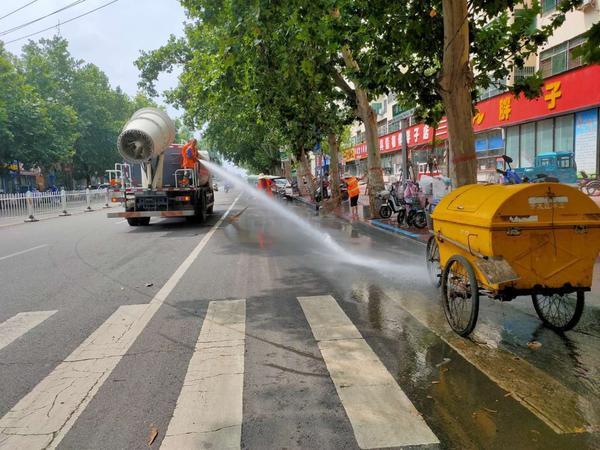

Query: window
[506,126,520,165]
[377,119,387,136]
[537,119,554,153]
[521,123,536,167]
[557,156,574,168]
[555,114,574,151]
[542,0,558,14]
[540,36,586,78]
[478,78,508,100]
[388,117,401,133]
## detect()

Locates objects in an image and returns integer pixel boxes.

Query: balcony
[513,66,536,83]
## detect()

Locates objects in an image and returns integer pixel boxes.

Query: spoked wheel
[426,236,442,288]
[532,292,584,332]
[441,255,480,336]
[379,204,392,219]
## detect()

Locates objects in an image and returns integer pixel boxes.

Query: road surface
[0,189,599,449]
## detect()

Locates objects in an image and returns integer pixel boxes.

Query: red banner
[345,65,600,162]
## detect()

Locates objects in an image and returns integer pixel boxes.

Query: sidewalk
[295,187,430,244]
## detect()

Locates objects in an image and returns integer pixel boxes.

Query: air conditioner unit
[577,0,595,11]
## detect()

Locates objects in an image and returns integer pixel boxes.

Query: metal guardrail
[0,189,109,222]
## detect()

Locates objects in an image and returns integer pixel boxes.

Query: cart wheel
[532,292,584,332]
[441,255,480,336]
[426,236,442,288]
[379,204,392,219]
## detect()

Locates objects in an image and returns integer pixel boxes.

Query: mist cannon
[117,108,176,163]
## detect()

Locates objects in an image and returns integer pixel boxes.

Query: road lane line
[389,287,600,434]
[0,195,241,450]
[0,244,48,262]
[161,299,246,450]
[298,295,439,450]
[0,311,57,352]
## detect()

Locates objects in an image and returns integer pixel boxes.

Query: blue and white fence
[0,189,109,222]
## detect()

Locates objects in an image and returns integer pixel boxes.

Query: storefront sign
[342,147,355,162]
[575,109,598,174]
[350,120,449,160]
[347,65,600,163]
[474,65,600,131]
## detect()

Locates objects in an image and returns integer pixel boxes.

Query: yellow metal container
[430,183,600,293]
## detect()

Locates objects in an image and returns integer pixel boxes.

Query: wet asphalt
[0,188,599,449]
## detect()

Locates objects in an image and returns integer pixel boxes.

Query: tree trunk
[299,148,316,200]
[439,0,477,187]
[341,46,384,218]
[327,133,342,207]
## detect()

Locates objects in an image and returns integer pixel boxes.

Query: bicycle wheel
[379,204,392,219]
[397,209,406,225]
[441,255,480,336]
[586,181,600,196]
[413,211,427,229]
[532,291,584,332]
[426,236,441,288]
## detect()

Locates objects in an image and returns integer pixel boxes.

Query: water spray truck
[107,108,214,226]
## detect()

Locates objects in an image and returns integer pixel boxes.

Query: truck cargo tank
[117,107,176,163]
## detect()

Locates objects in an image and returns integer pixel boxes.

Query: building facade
[343,2,600,181]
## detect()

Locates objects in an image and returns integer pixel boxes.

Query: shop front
[474,64,600,176]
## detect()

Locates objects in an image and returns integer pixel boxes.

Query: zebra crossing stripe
[161,299,246,450]
[298,295,439,450]
[0,311,57,352]
[0,196,241,450]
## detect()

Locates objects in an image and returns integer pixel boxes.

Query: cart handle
[435,231,488,260]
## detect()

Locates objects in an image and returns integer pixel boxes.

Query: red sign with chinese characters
[352,120,449,160]
[345,65,600,162]
[473,64,600,132]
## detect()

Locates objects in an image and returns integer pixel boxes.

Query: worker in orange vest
[181,139,198,169]
[344,174,364,218]
[257,174,273,196]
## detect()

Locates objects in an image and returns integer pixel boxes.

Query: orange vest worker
[181,139,198,169]
[346,176,360,198]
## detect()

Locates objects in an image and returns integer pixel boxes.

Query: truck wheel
[138,217,150,226]
[127,218,140,226]
[207,204,214,214]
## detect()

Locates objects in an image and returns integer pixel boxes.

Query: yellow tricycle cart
[426,182,600,336]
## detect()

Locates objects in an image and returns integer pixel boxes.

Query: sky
[0,0,187,119]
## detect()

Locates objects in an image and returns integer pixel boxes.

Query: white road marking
[0,311,57,352]
[0,195,241,450]
[0,244,48,262]
[161,299,246,450]
[114,219,127,224]
[298,295,439,450]
[389,287,600,434]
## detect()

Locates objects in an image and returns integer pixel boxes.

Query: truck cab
[514,151,577,184]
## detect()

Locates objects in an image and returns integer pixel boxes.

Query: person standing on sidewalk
[344,174,363,218]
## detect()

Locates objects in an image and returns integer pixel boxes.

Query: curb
[292,196,429,245]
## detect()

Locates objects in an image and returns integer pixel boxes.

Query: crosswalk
[0,295,439,450]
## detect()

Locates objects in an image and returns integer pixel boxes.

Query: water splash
[204,160,425,280]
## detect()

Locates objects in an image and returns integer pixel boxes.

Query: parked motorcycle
[397,181,427,229]
[377,185,403,219]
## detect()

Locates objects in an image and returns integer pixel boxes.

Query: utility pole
[401,118,409,186]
